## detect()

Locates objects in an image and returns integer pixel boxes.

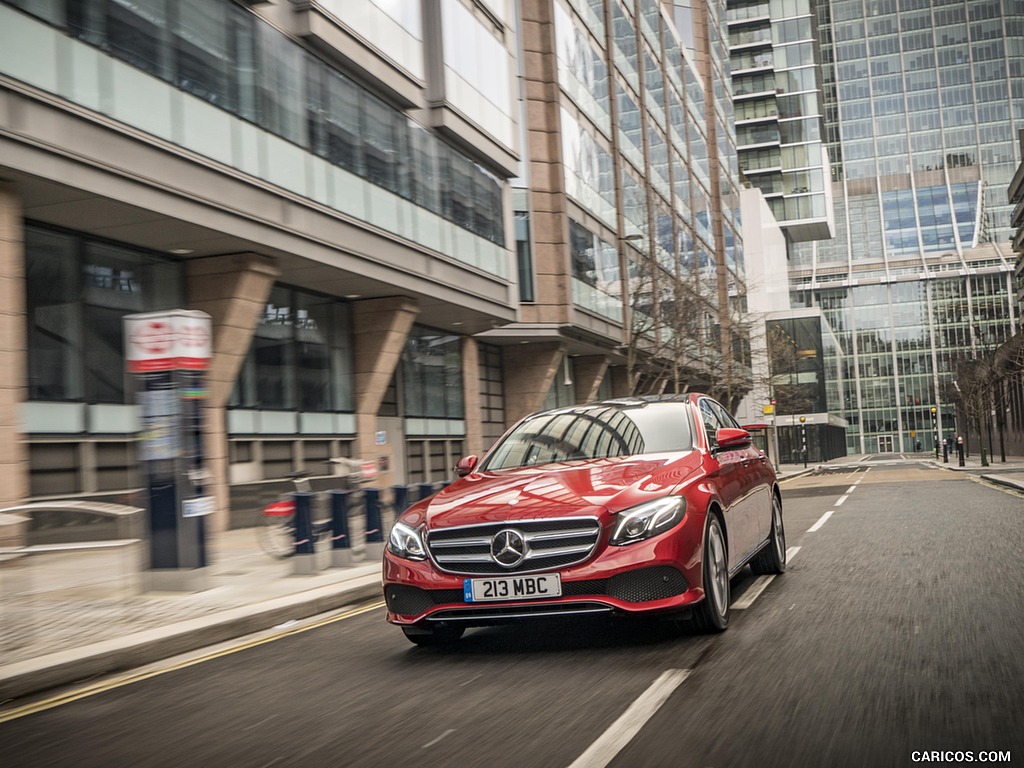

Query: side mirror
[454,455,479,477]
[716,427,752,451]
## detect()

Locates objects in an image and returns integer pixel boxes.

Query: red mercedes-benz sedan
[383,394,785,646]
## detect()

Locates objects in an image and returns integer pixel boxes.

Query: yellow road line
[0,600,385,724]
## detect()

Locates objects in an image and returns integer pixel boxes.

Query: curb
[0,574,382,702]
[777,466,819,481]
[979,474,1024,493]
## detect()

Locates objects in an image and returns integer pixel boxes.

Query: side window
[710,400,740,430]
[698,399,721,447]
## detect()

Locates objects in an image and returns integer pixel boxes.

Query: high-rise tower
[787,0,1019,454]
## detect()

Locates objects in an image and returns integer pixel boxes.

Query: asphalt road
[4,460,1023,768]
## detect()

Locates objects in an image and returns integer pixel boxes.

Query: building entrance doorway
[877,434,895,453]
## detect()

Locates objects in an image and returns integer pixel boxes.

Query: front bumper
[383,525,706,627]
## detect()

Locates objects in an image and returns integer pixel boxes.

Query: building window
[515,211,535,302]
[569,219,623,323]
[232,286,354,412]
[479,342,506,450]
[402,327,464,419]
[404,439,463,484]
[25,224,184,404]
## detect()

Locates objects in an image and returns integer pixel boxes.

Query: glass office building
[511,0,750,410]
[787,0,1021,454]
[0,0,753,523]
[0,0,523,517]
[727,0,833,242]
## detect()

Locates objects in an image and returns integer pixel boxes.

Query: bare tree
[711,285,754,413]
[953,354,996,466]
[617,255,751,407]
[988,331,1024,460]
[621,258,704,396]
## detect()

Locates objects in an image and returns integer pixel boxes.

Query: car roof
[537,393,705,417]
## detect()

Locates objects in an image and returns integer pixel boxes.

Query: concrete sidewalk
[0,530,383,703]
[2,453,1021,706]
[775,451,1024,480]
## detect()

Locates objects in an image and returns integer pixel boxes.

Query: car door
[698,398,759,568]
[711,400,771,549]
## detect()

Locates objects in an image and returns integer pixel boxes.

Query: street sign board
[125,310,212,372]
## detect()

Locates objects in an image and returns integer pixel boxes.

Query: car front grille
[425,517,602,575]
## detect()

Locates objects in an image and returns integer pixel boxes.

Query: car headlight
[610,497,686,546]
[388,521,427,560]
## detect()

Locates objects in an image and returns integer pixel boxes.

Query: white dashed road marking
[423,729,456,749]
[808,510,834,532]
[568,669,691,768]
[733,575,776,610]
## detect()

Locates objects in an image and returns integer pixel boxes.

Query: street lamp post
[799,416,807,468]
[931,406,938,460]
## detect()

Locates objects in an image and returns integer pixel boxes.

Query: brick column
[462,336,483,458]
[0,183,28,505]
[187,253,279,531]
[519,0,571,324]
[352,297,420,488]
[572,355,609,404]
[503,342,565,424]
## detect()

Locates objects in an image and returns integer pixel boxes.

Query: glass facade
[3,0,506,249]
[440,0,516,146]
[727,0,830,241]
[318,0,424,80]
[783,0,1022,454]
[545,0,745,373]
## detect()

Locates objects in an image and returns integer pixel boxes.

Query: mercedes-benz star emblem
[490,528,527,568]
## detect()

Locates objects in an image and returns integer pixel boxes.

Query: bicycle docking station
[286,484,389,575]
[283,481,431,575]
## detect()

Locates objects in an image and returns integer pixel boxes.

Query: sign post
[799,415,807,468]
[125,310,213,591]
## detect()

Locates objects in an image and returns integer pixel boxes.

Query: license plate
[464,573,562,602]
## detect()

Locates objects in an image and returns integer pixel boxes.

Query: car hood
[413,453,702,530]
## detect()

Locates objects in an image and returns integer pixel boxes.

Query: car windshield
[480,403,695,471]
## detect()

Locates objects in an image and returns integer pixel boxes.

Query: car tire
[750,494,786,576]
[693,513,730,633]
[402,625,465,647]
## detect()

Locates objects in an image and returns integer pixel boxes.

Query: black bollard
[292,491,318,575]
[943,444,948,464]
[364,488,385,560]
[391,484,410,514]
[329,489,353,567]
